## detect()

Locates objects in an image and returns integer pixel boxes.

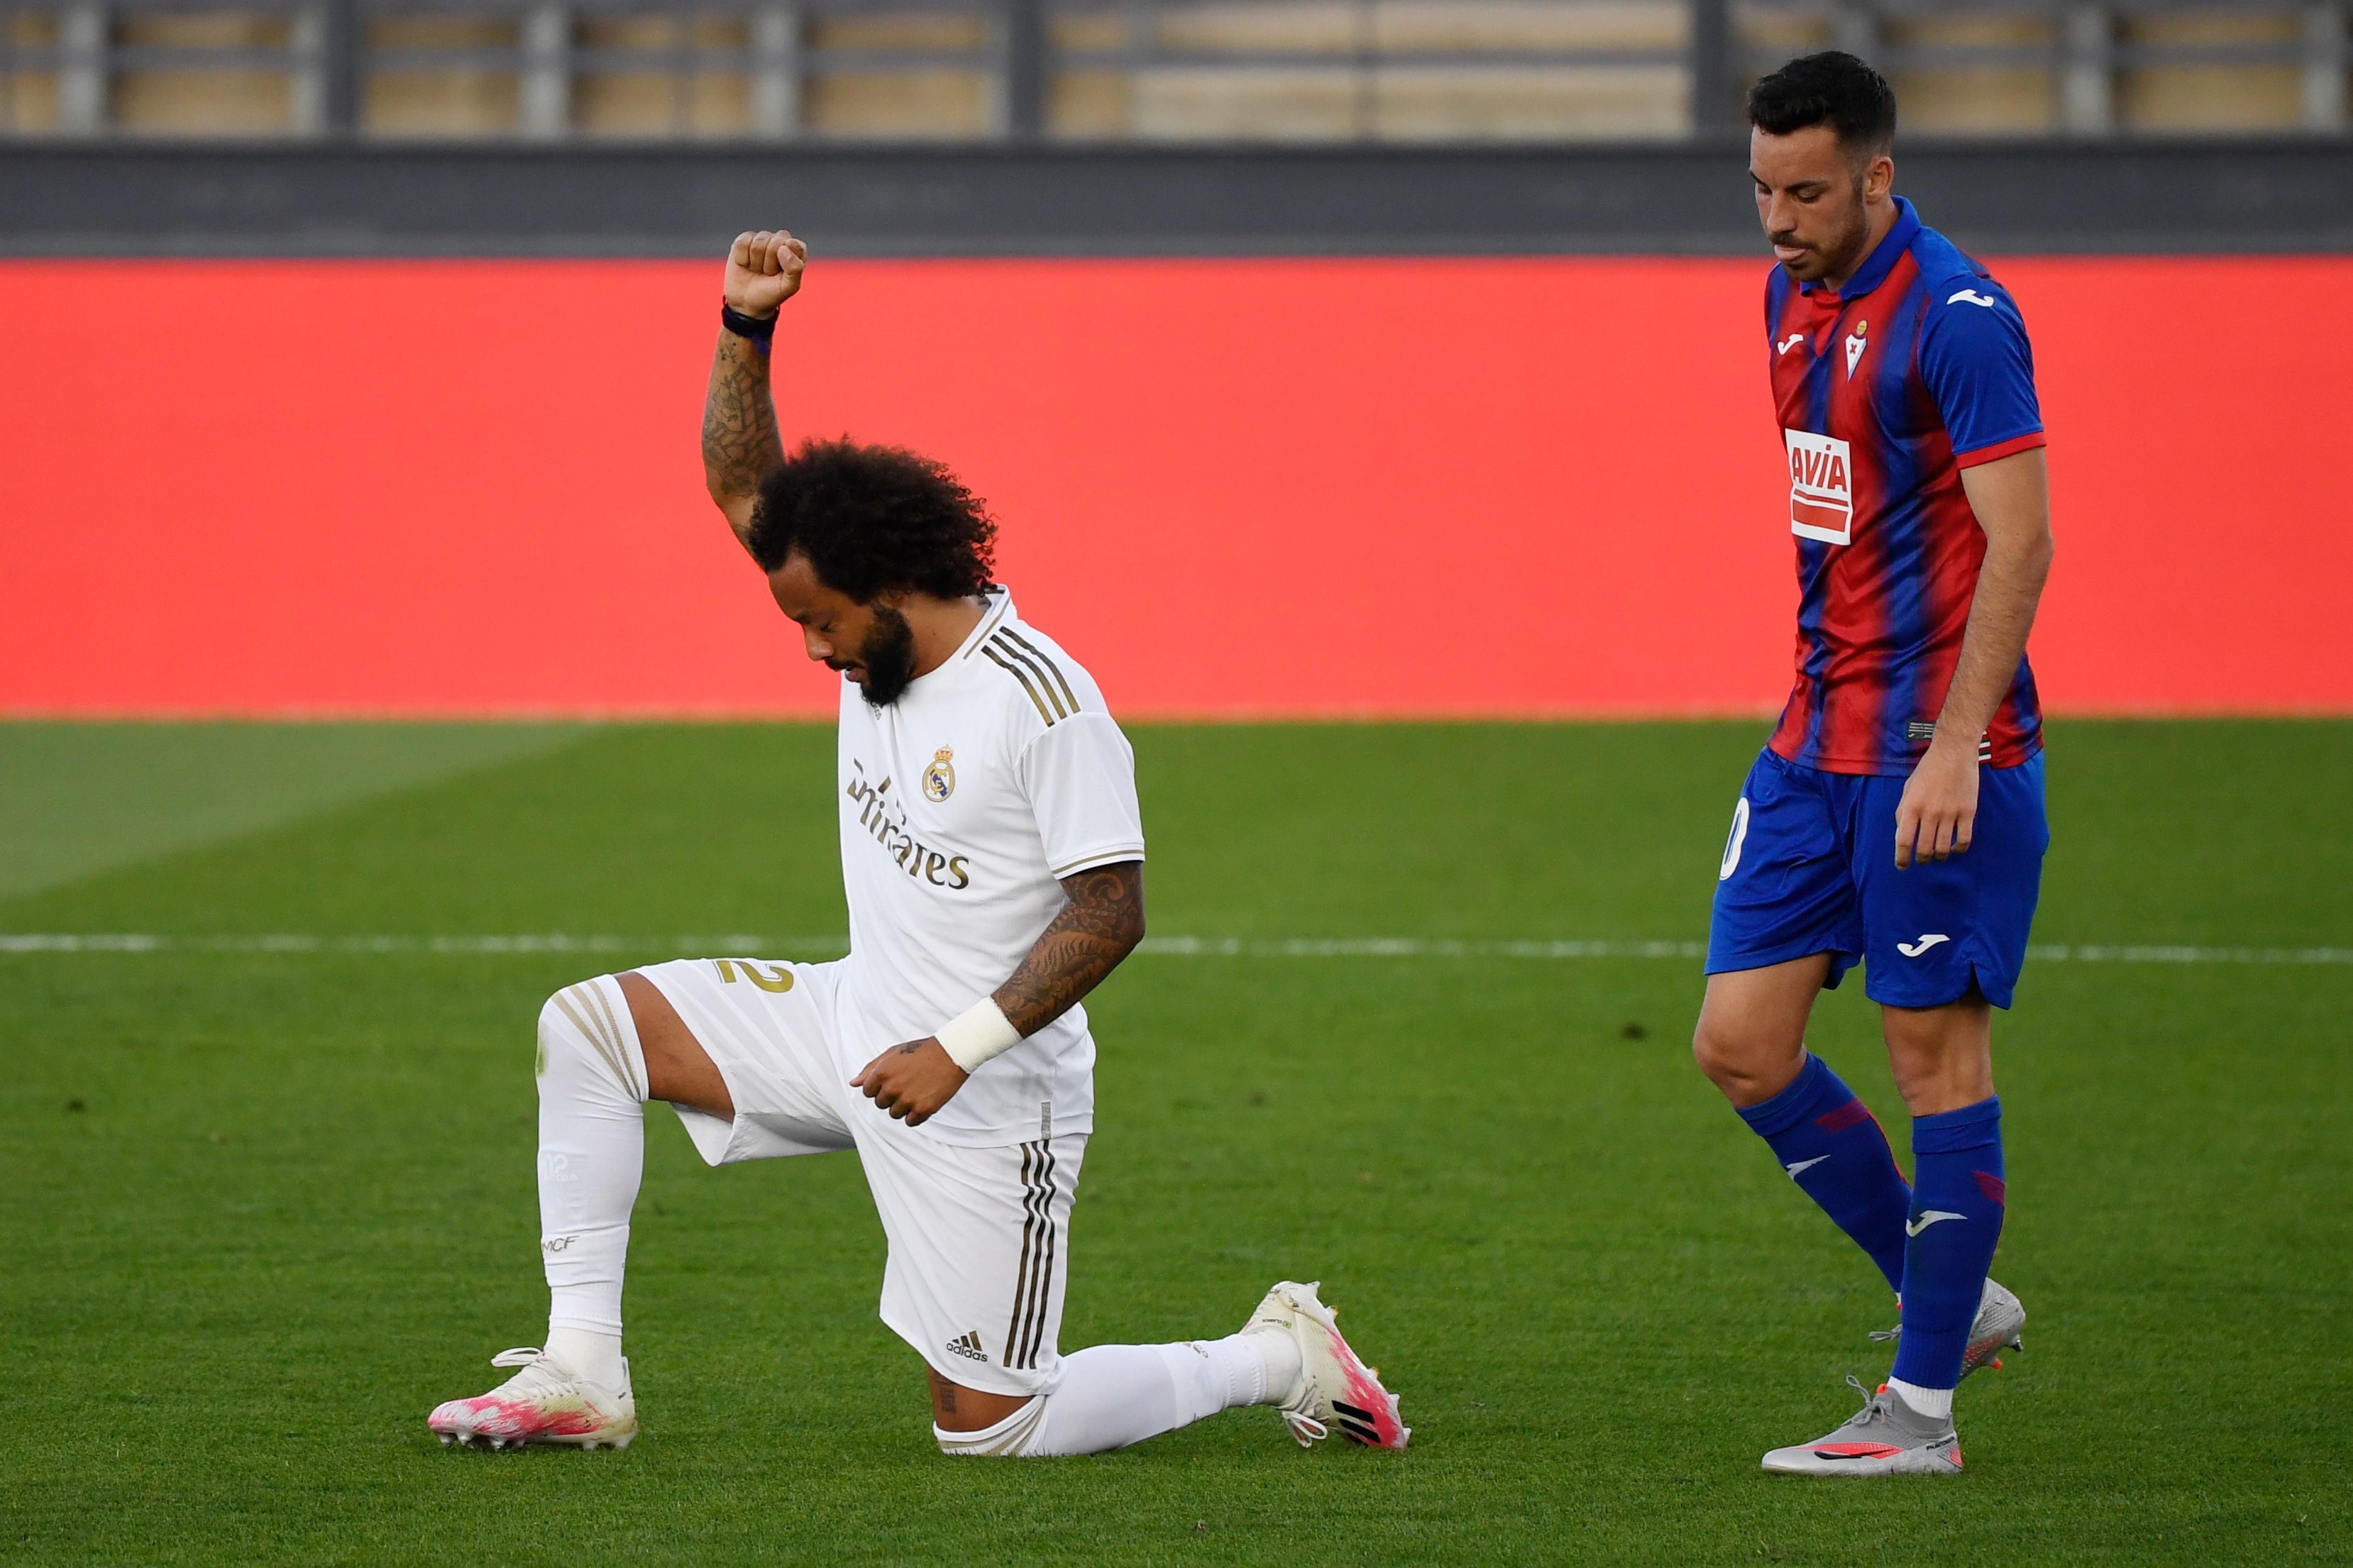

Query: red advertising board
[3,257,2344,717]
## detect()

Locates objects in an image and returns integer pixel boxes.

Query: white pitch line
[0,934,2347,965]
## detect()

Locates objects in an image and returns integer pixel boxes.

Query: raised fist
[724,228,807,320]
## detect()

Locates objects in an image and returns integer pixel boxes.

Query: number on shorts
[712,959,795,993]
[1719,797,1751,882]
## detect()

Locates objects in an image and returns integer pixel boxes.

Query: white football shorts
[633,956,1083,1399]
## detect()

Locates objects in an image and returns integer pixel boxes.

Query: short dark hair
[1747,51,1897,155]
[746,438,998,602]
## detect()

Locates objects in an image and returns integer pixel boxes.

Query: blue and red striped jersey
[1764,196,2046,776]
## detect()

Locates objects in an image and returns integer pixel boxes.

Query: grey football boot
[1869,1277,2026,1379]
[1761,1376,1965,1476]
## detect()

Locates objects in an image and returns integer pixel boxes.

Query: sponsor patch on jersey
[1785,429,1854,544]
[922,746,957,802]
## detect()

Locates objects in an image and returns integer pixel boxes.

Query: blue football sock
[1736,1054,1912,1294]
[1890,1096,2007,1392]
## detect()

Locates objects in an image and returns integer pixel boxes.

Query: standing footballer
[1692,53,2053,1476]
[424,228,1408,1459]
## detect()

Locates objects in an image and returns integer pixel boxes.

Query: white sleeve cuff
[1050,846,1147,878]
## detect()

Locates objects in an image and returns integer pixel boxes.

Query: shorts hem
[1863,950,2018,1011]
[1706,937,1862,985]
[883,1304,1059,1400]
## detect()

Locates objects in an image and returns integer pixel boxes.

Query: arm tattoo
[991,861,1146,1038]
[700,330,783,544]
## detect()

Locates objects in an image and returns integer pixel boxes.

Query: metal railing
[2,0,2346,139]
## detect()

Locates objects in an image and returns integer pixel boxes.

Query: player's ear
[1863,152,1894,202]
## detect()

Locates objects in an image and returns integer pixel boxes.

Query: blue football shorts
[1705,746,2049,1009]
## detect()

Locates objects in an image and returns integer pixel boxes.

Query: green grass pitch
[2,719,2347,1565]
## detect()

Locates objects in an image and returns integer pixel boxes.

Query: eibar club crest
[1844,319,1869,377]
[922,746,957,802]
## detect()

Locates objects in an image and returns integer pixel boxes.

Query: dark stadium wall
[4,256,2346,718]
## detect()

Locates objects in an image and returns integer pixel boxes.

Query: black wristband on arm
[720,302,777,353]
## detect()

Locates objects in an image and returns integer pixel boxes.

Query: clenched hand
[852,1038,969,1126]
[726,228,807,320]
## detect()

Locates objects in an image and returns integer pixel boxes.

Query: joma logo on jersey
[847,763,974,890]
[1784,429,1855,545]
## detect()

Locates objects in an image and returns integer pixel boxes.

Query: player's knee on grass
[934,1396,1046,1458]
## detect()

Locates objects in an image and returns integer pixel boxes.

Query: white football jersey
[833,589,1145,1147]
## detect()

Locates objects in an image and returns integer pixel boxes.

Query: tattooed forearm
[993,861,1146,1037]
[700,329,784,544]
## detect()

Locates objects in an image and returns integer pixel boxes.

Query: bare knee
[1692,1015,1804,1107]
[1692,957,1829,1108]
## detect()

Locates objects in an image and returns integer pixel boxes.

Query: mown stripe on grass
[1,933,2347,965]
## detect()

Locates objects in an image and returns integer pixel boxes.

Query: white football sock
[1031,1345,1182,1454]
[545,1326,627,1390]
[1885,1376,1954,1421]
[937,1330,1301,1457]
[534,978,648,1342]
[1191,1326,1301,1410]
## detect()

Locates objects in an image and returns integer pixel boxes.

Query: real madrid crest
[922,746,957,802]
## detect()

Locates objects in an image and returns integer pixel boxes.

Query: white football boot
[1244,1281,1410,1450]
[1761,1376,1964,1476]
[428,1346,637,1450]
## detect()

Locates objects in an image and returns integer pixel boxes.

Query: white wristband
[935,997,1022,1073]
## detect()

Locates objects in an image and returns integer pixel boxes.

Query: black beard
[1817,187,1874,283]
[856,606,920,708]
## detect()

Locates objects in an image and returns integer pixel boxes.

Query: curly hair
[746,438,998,602]
[1748,51,1897,156]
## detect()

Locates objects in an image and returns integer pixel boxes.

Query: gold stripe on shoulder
[960,597,1014,658]
[990,633,1071,720]
[996,626,1081,713]
[982,641,1057,725]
